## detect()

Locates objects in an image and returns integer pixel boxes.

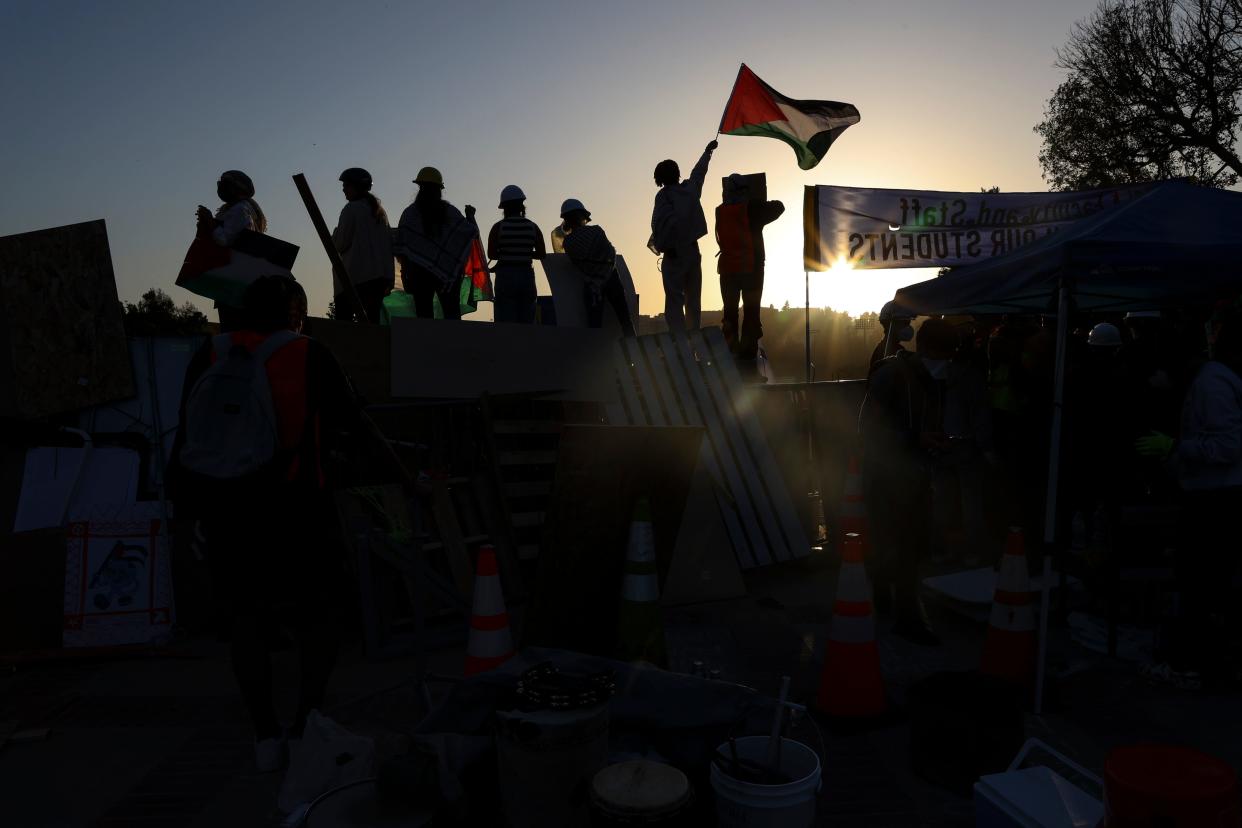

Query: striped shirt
[490,216,542,263]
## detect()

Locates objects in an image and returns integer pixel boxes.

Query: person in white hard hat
[487,185,545,324]
[560,199,635,336]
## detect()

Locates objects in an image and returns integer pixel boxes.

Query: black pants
[202,496,344,740]
[721,269,764,358]
[864,465,931,620]
[494,263,536,324]
[334,280,391,324]
[402,262,463,320]
[1170,485,1242,673]
[584,272,635,336]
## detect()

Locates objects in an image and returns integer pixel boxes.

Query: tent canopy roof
[894,180,1242,315]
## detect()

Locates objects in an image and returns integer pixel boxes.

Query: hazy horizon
[1,0,1100,319]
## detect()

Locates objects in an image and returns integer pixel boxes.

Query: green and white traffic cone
[616,497,667,666]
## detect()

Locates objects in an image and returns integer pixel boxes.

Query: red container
[1104,744,1240,827]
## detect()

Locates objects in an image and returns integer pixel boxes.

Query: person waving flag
[719,64,860,170]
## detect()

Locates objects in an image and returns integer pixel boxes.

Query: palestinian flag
[719,64,860,170]
[175,230,299,306]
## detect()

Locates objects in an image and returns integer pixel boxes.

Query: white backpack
[179,330,300,479]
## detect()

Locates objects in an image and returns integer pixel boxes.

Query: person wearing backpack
[560,198,635,336]
[169,275,367,772]
[715,174,784,365]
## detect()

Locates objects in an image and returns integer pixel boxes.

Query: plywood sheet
[303,317,392,403]
[390,317,618,401]
[0,220,133,418]
[522,424,703,657]
[540,253,639,332]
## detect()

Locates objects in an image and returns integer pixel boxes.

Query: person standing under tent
[870,301,916,375]
[650,140,718,333]
[331,167,394,323]
[168,275,370,771]
[394,166,477,320]
[860,317,961,645]
[714,173,784,368]
[487,185,546,324]
[560,198,635,336]
[1137,308,1242,688]
[195,169,268,331]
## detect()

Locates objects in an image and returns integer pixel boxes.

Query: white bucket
[710,736,821,828]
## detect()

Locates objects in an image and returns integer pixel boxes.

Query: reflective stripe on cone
[465,546,514,676]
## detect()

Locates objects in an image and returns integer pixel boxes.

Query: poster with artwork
[63,502,174,647]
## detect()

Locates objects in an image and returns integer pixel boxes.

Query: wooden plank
[637,335,680,426]
[660,332,765,566]
[431,482,475,600]
[498,450,558,466]
[491,420,563,435]
[503,480,554,498]
[697,329,809,558]
[0,220,134,419]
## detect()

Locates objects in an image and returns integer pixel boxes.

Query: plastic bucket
[710,736,821,828]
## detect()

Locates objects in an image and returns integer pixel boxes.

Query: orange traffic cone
[839,456,868,543]
[817,533,886,717]
[617,498,667,666]
[464,545,514,676]
[980,528,1036,685]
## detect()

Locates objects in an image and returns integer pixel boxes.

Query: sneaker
[254,735,289,772]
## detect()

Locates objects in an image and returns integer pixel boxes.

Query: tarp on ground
[893,180,1242,315]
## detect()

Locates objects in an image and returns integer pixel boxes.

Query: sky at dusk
[1,0,1101,319]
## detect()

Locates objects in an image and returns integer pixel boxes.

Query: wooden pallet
[609,329,808,568]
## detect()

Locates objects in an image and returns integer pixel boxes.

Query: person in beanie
[331,167,394,323]
[196,170,268,331]
[487,185,545,324]
[560,199,635,336]
[394,166,477,320]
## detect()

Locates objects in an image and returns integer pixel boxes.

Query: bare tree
[1036,0,1242,190]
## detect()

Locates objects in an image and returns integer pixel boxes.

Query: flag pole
[804,270,812,384]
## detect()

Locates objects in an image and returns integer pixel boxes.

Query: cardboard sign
[63,502,173,647]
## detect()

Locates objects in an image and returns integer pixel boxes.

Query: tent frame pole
[1036,278,1070,715]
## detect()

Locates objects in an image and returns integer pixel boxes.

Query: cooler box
[974,766,1103,827]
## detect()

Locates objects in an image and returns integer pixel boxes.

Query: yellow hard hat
[413,166,444,187]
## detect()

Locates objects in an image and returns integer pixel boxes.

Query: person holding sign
[650,140,717,333]
[715,173,784,366]
[195,170,268,331]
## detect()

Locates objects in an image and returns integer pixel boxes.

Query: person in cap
[487,185,546,324]
[650,139,718,333]
[331,167,394,323]
[394,167,478,320]
[560,199,635,336]
[195,170,269,331]
[715,173,784,366]
[871,301,915,374]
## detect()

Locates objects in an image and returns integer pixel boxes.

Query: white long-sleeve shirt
[1174,360,1242,491]
[650,148,713,253]
[332,199,395,291]
[212,201,259,247]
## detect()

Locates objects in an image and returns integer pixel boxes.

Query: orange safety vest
[211,332,322,485]
[715,202,754,275]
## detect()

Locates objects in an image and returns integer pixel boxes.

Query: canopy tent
[894,180,1242,315]
[891,180,1242,714]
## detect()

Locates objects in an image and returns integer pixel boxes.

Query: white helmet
[1088,322,1122,348]
[498,184,526,207]
[560,198,589,218]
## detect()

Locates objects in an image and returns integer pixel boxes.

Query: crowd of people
[859,300,1242,689]
[192,140,786,369]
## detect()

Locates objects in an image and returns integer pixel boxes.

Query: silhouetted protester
[650,139,718,333]
[168,275,365,771]
[1137,308,1242,686]
[860,317,961,646]
[196,169,268,331]
[331,167,394,323]
[870,301,915,375]
[395,167,477,320]
[715,174,784,367]
[560,198,635,336]
[487,185,546,324]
